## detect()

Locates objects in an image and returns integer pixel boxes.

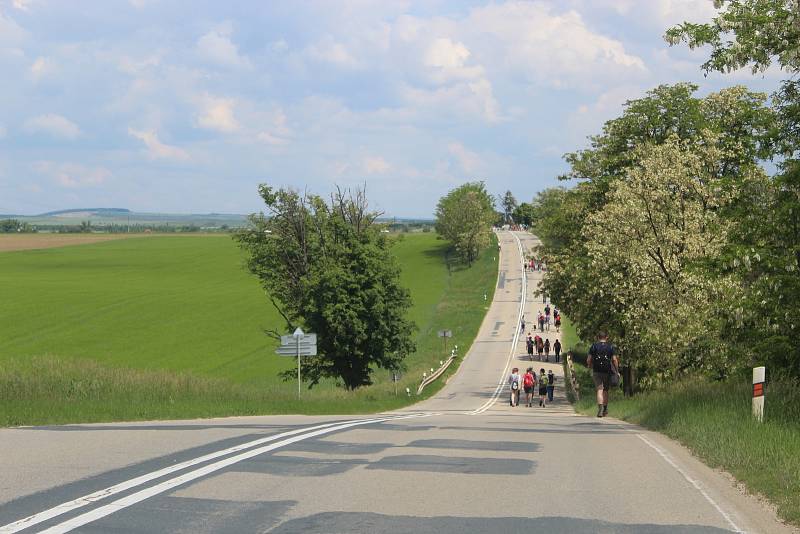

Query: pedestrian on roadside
[536,336,544,360]
[553,339,562,363]
[544,338,550,361]
[526,334,534,361]
[523,367,536,407]
[586,332,619,418]
[554,313,561,333]
[538,313,545,332]
[547,370,555,402]
[538,368,548,407]
[508,367,521,407]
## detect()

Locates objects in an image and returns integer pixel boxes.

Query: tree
[234,184,415,390]
[499,190,518,225]
[435,182,495,265]
[667,0,800,377]
[511,202,535,227]
[0,219,21,233]
[665,0,800,75]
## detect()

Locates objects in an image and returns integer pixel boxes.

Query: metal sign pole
[297,336,301,400]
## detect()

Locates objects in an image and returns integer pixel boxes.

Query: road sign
[276,345,317,356]
[275,329,319,399]
[437,330,452,338]
[281,333,317,346]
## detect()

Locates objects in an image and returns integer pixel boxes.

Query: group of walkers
[524,258,547,272]
[535,304,561,333]
[525,333,561,362]
[508,367,555,407]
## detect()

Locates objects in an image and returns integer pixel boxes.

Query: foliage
[533,84,780,382]
[0,219,33,233]
[665,0,800,75]
[499,190,518,225]
[511,202,535,226]
[434,181,496,265]
[235,185,415,390]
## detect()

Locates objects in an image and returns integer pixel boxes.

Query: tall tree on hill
[435,182,495,265]
[235,185,415,390]
[500,190,518,225]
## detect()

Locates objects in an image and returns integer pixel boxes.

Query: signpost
[276,328,317,399]
[752,366,765,422]
[437,329,452,357]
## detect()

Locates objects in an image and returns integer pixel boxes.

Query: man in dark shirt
[586,332,619,418]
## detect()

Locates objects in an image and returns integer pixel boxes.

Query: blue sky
[0,0,786,217]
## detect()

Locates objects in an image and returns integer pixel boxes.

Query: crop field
[0,232,497,424]
[0,234,134,253]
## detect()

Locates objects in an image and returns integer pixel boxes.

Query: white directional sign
[276,345,317,356]
[281,333,317,346]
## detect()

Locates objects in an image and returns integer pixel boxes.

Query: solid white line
[0,415,414,534]
[636,434,744,533]
[37,412,432,533]
[468,231,527,415]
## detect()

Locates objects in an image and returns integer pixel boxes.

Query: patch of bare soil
[0,234,137,253]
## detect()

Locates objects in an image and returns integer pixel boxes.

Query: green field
[0,233,498,424]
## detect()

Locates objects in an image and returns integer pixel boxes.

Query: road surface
[0,231,791,533]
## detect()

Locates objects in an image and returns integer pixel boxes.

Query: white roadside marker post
[752,366,765,422]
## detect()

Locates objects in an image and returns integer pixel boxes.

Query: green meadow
[0,233,497,425]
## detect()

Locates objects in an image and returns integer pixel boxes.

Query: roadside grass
[0,233,497,425]
[571,367,800,526]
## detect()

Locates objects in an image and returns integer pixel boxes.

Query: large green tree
[435,182,495,265]
[667,0,800,377]
[235,185,415,389]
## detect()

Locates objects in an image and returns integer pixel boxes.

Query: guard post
[752,366,765,422]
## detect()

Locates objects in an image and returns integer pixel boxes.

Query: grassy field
[0,232,498,425]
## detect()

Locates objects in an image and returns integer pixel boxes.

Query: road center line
[35,412,432,534]
[635,433,743,533]
[0,414,425,534]
[469,231,527,415]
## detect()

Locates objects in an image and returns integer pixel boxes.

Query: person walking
[520,316,525,333]
[544,338,551,361]
[553,338,562,363]
[523,367,536,407]
[538,313,545,332]
[547,370,555,402]
[508,367,521,407]
[526,334,534,361]
[538,368,548,407]
[536,336,544,361]
[587,332,619,418]
[554,313,561,333]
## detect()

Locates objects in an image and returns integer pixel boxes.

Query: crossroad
[0,232,790,533]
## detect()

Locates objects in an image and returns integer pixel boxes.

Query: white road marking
[468,231,527,415]
[0,414,429,534]
[636,433,744,533]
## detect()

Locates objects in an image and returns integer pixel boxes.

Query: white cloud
[12,0,33,11]
[256,107,292,146]
[34,162,111,188]
[306,37,359,68]
[29,56,51,79]
[128,128,189,160]
[196,95,239,133]
[424,37,485,82]
[23,114,81,139]
[402,80,501,123]
[257,132,288,146]
[448,142,481,173]
[196,24,251,69]
[363,156,390,174]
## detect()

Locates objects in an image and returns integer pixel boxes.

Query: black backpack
[590,341,614,373]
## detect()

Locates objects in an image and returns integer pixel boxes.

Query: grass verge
[572,371,800,526]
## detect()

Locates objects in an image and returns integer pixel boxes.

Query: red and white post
[752,366,765,423]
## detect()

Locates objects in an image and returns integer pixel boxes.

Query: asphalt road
[0,231,792,534]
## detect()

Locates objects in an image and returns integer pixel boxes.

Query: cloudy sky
[0,0,785,217]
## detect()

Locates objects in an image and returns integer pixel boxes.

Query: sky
[0,0,787,218]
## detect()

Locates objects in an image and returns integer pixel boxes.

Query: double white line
[1,413,433,534]
[468,231,527,415]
